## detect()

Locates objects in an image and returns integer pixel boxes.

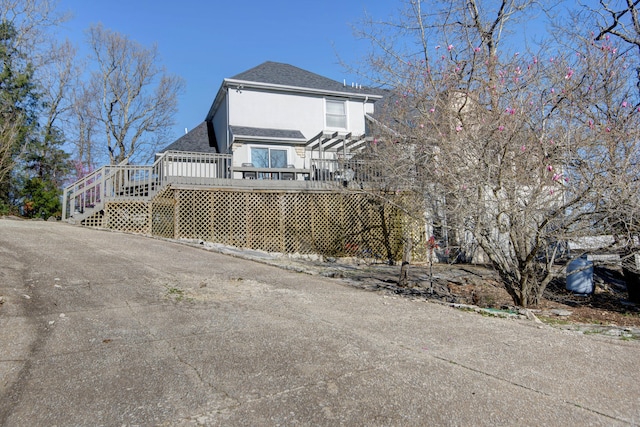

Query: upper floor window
[326,99,346,129]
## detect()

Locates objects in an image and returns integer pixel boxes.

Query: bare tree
[27,38,77,184]
[86,24,185,164]
[593,1,640,71]
[354,0,640,306]
[44,40,98,179]
[0,0,67,52]
[582,1,640,286]
[39,39,76,135]
[68,83,98,177]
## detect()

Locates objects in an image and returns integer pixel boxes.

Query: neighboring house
[162,61,385,180]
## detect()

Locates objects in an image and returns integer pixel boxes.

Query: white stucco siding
[228,90,321,137]
[344,99,368,134]
[227,89,372,137]
[232,144,248,165]
[364,101,375,115]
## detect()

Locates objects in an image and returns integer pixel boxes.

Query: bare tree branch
[85,24,185,164]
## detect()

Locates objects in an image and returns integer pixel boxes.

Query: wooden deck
[62,152,387,222]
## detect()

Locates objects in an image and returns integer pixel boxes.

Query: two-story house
[161,61,385,180]
[61,62,406,261]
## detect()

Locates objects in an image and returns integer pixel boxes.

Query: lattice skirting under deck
[81,210,105,228]
[101,188,426,261]
[103,201,149,234]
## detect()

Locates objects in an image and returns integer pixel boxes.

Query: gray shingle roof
[230,61,383,95]
[160,122,217,153]
[230,125,305,141]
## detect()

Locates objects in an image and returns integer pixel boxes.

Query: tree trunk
[378,202,395,265]
[398,235,413,287]
[502,270,544,308]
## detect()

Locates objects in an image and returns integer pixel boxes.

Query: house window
[326,99,346,129]
[251,147,288,168]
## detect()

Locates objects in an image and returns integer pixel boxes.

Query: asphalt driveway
[0,219,638,426]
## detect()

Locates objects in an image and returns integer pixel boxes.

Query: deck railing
[160,150,233,185]
[62,151,390,222]
[309,158,385,184]
[62,151,233,221]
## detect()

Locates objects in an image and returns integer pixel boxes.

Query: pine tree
[0,19,39,211]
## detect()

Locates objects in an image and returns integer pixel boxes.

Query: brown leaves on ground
[332,261,640,328]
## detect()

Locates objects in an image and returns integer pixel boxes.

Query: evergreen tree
[0,19,39,212]
[20,176,61,218]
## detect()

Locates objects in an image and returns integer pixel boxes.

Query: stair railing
[62,151,233,221]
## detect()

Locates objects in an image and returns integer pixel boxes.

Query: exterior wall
[212,86,377,168]
[226,89,373,139]
[212,92,230,153]
[227,89,321,137]
[345,98,370,133]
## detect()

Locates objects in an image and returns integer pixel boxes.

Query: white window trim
[325,98,348,130]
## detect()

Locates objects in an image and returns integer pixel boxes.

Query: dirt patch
[539,267,640,328]
[321,260,640,329]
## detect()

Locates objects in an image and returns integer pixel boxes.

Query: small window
[326,99,346,129]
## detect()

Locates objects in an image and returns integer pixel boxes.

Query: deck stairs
[62,151,233,224]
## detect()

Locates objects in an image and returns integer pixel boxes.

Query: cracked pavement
[1,219,639,426]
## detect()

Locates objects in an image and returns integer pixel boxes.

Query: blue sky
[55,0,399,142]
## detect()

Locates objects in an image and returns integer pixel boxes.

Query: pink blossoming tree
[352,0,640,306]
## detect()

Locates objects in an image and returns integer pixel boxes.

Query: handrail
[62,151,233,221]
[310,158,384,182]
[62,151,389,222]
[62,166,106,220]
